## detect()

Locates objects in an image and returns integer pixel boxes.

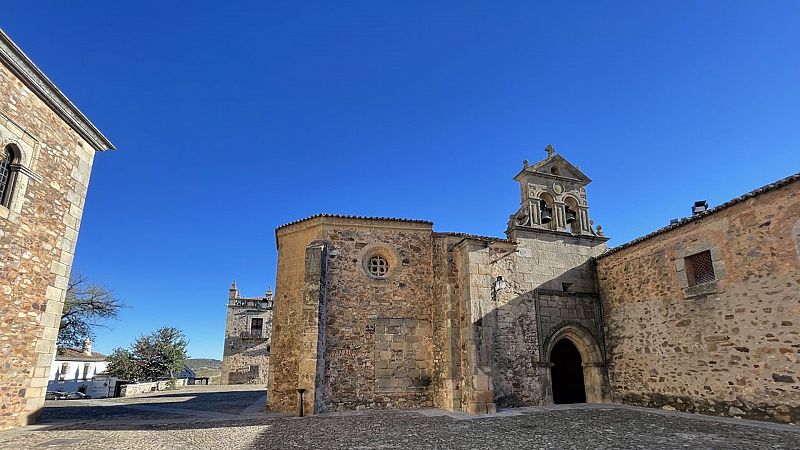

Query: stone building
[0,29,114,429]
[596,173,800,423]
[220,282,274,384]
[268,146,609,416]
[266,145,799,423]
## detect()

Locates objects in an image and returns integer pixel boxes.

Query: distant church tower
[220,281,274,385]
[507,144,602,239]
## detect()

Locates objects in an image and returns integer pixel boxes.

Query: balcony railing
[229,299,273,309]
[240,331,268,340]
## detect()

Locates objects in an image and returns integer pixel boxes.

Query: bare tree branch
[57,272,125,348]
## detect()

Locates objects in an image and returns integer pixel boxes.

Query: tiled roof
[55,348,107,362]
[434,231,514,244]
[276,214,433,231]
[598,172,800,259]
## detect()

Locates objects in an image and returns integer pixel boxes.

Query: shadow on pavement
[37,386,282,431]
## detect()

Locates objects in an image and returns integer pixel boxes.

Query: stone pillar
[578,207,590,234]
[554,202,567,231]
[297,240,329,415]
[454,240,497,415]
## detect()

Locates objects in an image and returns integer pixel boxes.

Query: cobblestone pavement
[0,385,797,449]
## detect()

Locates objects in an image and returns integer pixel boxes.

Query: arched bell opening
[538,192,556,230]
[563,196,580,235]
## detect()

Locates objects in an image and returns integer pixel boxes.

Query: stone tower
[220,281,274,384]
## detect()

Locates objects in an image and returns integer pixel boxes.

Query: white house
[48,339,108,396]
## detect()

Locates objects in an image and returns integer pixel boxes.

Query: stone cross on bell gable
[545,144,555,158]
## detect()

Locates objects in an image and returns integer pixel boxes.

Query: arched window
[0,145,17,207]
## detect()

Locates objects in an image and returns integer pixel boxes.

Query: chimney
[82,338,92,356]
[692,200,708,215]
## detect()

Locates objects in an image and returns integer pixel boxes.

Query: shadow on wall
[472,258,609,409]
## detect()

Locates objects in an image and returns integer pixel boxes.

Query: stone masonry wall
[221,298,273,385]
[596,178,800,423]
[321,222,434,411]
[268,222,324,413]
[430,235,464,412]
[0,63,97,429]
[269,217,436,414]
[487,232,607,407]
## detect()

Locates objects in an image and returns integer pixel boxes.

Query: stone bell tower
[507,145,603,239]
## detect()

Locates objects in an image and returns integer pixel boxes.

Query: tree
[58,273,124,348]
[106,327,189,382]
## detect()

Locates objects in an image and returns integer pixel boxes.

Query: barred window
[0,146,16,207]
[685,250,715,286]
[367,255,389,278]
[251,318,263,337]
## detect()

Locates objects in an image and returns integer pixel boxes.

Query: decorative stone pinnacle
[230,280,237,290]
[523,159,529,168]
[545,144,555,158]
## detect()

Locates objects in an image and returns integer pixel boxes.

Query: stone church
[265,147,800,423]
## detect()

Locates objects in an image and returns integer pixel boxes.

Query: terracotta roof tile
[598,172,800,259]
[276,214,433,231]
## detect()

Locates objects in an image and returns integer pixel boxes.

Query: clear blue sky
[5,2,799,359]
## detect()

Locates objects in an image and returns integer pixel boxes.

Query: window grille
[0,146,14,206]
[367,255,389,277]
[250,318,263,337]
[685,250,715,286]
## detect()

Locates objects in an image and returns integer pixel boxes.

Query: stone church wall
[487,233,607,407]
[0,62,101,429]
[268,217,436,414]
[596,177,800,423]
[319,222,435,411]
[268,221,324,412]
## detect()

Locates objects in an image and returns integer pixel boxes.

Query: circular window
[367,255,389,278]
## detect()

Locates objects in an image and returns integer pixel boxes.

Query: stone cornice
[0,28,114,151]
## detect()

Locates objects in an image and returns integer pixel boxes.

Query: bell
[566,207,577,224]
[540,200,552,224]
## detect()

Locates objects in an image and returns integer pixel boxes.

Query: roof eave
[0,28,115,151]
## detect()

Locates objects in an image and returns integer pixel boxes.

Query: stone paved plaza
[0,385,797,449]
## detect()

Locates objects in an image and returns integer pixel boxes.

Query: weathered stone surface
[597,177,800,423]
[220,283,273,385]
[0,41,109,429]
[268,151,610,416]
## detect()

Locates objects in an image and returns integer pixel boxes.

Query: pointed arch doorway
[550,338,586,404]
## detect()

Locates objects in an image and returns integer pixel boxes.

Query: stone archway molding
[542,321,607,404]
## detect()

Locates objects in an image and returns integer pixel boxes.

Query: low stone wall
[119,378,189,397]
